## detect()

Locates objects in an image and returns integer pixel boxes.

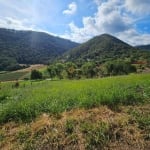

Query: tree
[65,62,77,79]
[31,70,42,80]
[104,60,136,76]
[81,62,97,78]
[55,63,64,79]
[47,65,56,79]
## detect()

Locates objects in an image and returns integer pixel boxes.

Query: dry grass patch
[0,105,149,150]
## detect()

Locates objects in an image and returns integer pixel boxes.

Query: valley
[0,28,150,150]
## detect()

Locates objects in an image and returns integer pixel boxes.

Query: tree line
[31,60,137,80]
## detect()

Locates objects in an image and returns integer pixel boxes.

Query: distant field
[14,64,46,72]
[0,73,149,123]
[0,64,47,82]
[0,71,29,82]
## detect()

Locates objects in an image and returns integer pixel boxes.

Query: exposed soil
[14,64,46,73]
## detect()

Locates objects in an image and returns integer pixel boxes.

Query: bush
[31,70,42,80]
[104,60,137,76]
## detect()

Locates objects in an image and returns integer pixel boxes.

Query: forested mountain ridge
[136,45,150,51]
[0,29,150,72]
[64,34,150,63]
[0,28,79,71]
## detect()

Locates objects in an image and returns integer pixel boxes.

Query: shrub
[31,70,42,80]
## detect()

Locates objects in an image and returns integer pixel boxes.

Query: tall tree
[47,65,56,79]
[65,62,77,79]
[81,62,97,78]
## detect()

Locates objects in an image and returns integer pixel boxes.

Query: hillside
[65,34,150,63]
[0,28,79,71]
[136,44,150,51]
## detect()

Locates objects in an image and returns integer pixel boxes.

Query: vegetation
[81,62,97,78]
[47,60,137,80]
[64,34,150,65]
[0,28,78,71]
[0,74,149,149]
[136,44,150,51]
[31,70,43,80]
[103,60,137,76]
[0,71,29,81]
[47,63,64,79]
[0,74,149,123]
[0,29,150,149]
[0,57,26,71]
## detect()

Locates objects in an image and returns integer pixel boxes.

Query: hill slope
[0,28,79,71]
[65,34,150,63]
[136,45,150,51]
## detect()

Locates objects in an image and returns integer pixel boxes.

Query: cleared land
[14,64,46,72]
[0,64,46,82]
[0,74,150,149]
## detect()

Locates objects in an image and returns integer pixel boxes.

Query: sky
[0,0,150,46]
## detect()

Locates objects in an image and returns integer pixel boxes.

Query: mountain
[0,28,79,71]
[136,45,150,51]
[65,34,150,63]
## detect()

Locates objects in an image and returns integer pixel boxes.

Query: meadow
[0,73,150,149]
[0,73,149,123]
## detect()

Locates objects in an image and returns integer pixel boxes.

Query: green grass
[0,71,29,81]
[0,74,150,123]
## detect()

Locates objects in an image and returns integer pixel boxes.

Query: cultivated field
[0,74,150,149]
[0,64,46,82]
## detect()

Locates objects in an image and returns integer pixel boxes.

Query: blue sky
[0,0,150,46]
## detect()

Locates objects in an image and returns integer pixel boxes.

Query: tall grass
[0,74,150,123]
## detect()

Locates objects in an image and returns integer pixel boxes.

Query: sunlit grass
[0,74,150,123]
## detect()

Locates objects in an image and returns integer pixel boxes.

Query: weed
[80,121,109,149]
[65,119,77,134]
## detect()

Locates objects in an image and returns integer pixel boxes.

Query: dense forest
[0,28,78,71]
[136,44,150,51]
[64,34,150,64]
[0,29,150,73]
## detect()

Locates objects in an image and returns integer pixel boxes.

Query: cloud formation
[63,2,77,15]
[0,17,34,30]
[63,0,130,42]
[125,0,150,15]
[0,0,149,45]
[62,0,150,45]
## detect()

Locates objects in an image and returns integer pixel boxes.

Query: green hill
[65,34,150,63]
[136,44,150,51]
[0,28,79,71]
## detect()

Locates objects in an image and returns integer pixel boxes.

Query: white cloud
[62,0,131,43]
[125,0,150,15]
[0,17,35,30]
[117,29,150,46]
[94,0,103,5]
[63,2,77,15]
[0,0,149,46]
[62,0,150,45]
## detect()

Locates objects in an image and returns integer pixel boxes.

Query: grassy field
[0,74,150,149]
[0,73,149,123]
